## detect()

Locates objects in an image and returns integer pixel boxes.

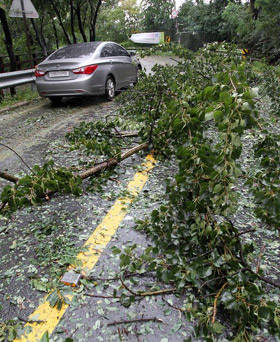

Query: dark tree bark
[0,8,16,71]
[31,18,48,56]
[89,0,102,41]
[49,0,71,44]
[51,18,59,49]
[250,0,259,20]
[39,17,49,55]
[70,0,77,43]
[0,7,16,94]
[76,3,87,42]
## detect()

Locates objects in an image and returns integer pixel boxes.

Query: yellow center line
[15,154,156,342]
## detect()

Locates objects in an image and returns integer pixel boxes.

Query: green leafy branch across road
[1,43,280,340]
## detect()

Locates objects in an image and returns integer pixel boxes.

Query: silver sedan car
[35,41,141,104]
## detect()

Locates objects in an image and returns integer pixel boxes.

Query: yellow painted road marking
[15,154,156,342]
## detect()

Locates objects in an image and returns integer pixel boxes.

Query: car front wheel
[105,77,115,101]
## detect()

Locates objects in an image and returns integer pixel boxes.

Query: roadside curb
[0,100,33,114]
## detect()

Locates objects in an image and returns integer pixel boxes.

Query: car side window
[101,44,114,57]
[120,46,130,57]
[113,44,130,57]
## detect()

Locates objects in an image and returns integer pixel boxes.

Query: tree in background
[96,0,142,43]
[142,0,174,35]
[0,1,16,74]
[0,0,105,66]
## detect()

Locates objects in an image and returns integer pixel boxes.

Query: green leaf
[213,110,223,122]
[212,322,224,334]
[213,184,223,193]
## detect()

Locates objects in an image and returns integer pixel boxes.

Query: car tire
[48,96,62,105]
[105,76,115,101]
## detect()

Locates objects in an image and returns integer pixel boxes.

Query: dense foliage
[177,0,280,61]
[0,161,82,211]
[116,43,280,340]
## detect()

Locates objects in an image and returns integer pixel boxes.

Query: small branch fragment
[0,171,19,184]
[120,277,176,297]
[85,293,121,299]
[108,317,164,327]
[212,282,228,324]
[0,143,33,172]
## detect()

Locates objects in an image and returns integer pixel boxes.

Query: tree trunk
[31,18,48,57]
[49,0,72,44]
[250,0,259,19]
[89,0,102,41]
[0,7,16,95]
[51,18,59,49]
[70,0,77,43]
[76,3,87,42]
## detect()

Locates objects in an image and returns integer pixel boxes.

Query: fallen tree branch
[0,143,149,212]
[120,278,176,297]
[0,171,19,184]
[79,142,148,180]
[107,317,164,327]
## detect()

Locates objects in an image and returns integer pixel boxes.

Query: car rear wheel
[105,77,115,101]
[48,96,62,105]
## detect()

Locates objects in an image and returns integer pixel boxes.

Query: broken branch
[107,317,164,327]
[85,293,120,299]
[79,142,148,180]
[120,278,176,297]
[0,171,19,184]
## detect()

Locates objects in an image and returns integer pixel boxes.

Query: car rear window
[48,42,102,60]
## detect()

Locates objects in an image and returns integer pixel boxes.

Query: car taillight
[35,69,45,77]
[72,64,98,75]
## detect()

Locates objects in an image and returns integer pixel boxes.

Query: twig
[243,267,280,289]
[108,317,164,327]
[229,77,237,92]
[237,229,256,236]
[85,293,120,299]
[212,282,228,324]
[86,271,155,283]
[118,327,124,342]
[0,172,19,184]
[162,297,185,313]
[0,143,33,173]
[120,277,176,297]
[17,316,45,324]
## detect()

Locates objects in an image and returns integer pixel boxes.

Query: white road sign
[130,32,165,45]
[9,0,39,18]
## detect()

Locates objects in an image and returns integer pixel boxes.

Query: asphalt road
[0,56,193,342]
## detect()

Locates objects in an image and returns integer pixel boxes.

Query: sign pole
[20,0,33,67]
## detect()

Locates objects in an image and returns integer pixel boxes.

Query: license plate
[49,71,69,78]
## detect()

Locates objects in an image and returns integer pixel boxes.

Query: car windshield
[48,42,102,60]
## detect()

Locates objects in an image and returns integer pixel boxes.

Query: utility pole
[20,0,33,67]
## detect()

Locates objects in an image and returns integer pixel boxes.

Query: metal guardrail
[0,69,35,90]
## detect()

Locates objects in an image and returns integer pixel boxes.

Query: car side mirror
[129,51,136,57]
